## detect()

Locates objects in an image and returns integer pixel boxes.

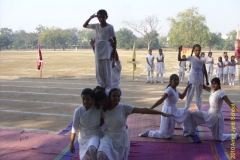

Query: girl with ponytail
[178,44,209,111]
[139,74,192,139]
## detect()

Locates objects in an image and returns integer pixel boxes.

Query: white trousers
[147,70,154,82]
[179,72,185,82]
[223,74,228,84]
[184,84,203,111]
[229,74,235,84]
[96,59,112,89]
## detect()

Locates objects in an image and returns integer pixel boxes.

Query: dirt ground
[0,50,239,134]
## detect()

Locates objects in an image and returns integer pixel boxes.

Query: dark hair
[201,52,205,55]
[81,88,94,98]
[211,77,221,90]
[191,44,201,56]
[94,89,107,102]
[167,74,179,88]
[109,88,122,97]
[97,9,108,17]
[208,52,212,56]
[159,48,162,51]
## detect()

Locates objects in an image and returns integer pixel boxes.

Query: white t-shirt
[186,56,206,86]
[87,23,116,59]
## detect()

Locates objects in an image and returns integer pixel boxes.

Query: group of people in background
[146,49,238,86]
[216,52,237,85]
[69,9,240,160]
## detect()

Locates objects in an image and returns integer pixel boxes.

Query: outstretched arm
[150,93,168,109]
[179,84,191,99]
[132,107,173,117]
[222,96,240,114]
[178,46,187,61]
[203,84,211,92]
[83,14,97,28]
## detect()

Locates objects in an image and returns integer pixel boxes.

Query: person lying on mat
[94,88,173,160]
[70,88,102,160]
[139,74,193,139]
[183,77,240,141]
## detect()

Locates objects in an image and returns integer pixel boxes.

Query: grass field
[0,49,238,80]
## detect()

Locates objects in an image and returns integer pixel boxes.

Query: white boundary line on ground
[0,99,79,105]
[0,88,239,95]
[0,98,239,104]
[1,90,239,96]
[0,126,58,134]
[0,109,72,117]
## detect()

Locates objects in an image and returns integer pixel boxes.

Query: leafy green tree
[136,37,146,49]
[207,32,223,51]
[168,7,210,48]
[159,36,168,48]
[0,28,13,50]
[35,25,46,36]
[224,30,237,51]
[78,29,95,48]
[39,27,69,50]
[116,28,136,49]
[65,28,79,48]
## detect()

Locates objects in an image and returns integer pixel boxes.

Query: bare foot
[139,129,150,137]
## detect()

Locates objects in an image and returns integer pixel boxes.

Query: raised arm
[83,14,97,28]
[132,107,173,117]
[222,96,240,114]
[150,93,168,109]
[178,46,187,61]
[179,84,191,99]
[203,64,209,85]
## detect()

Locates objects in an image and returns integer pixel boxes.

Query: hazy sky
[0,0,239,37]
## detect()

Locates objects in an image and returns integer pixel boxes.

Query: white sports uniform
[87,23,116,89]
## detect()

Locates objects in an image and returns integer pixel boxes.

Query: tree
[224,30,237,51]
[116,28,136,49]
[167,7,210,48]
[78,29,95,48]
[65,28,79,48]
[39,27,69,50]
[35,25,46,36]
[159,35,168,48]
[0,28,13,50]
[125,15,162,49]
[207,32,222,51]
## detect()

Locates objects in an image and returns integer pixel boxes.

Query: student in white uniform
[139,74,192,139]
[111,50,122,92]
[155,48,165,83]
[229,56,237,85]
[83,9,116,90]
[216,56,223,82]
[184,77,240,141]
[94,88,172,160]
[205,52,214,84]
[146,49,155,83]
[223,55,230,85]
[178,45,209,111]
[70,88,102,160]
[179,55,186,83]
